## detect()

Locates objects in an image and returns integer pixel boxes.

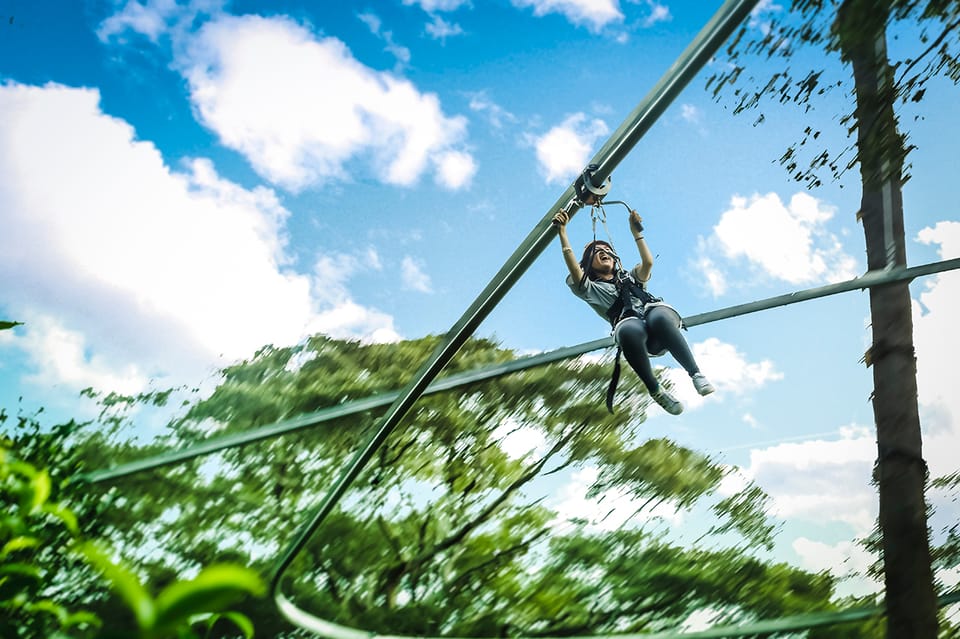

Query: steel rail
[267,0,766,633]
[274,588,960,639]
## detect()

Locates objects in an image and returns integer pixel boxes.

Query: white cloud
[400,256,434,293]
[792,537,879,595]
[102,8,475,193]
[696,192,859,295]
[467,91,517,130]
[0,82,398,395]
[680,103,702,125]
[425,15,465,41]
[913,221,960,480]
[17,315,149,395]
[533,113,609,184]
[659,337,782,411]
[693,249,727,296]
[512,0,623,32]
[641,0,671,28]
[740,426,877,535]
[749,0,784,34]
[492,418,548,460]
[435,150,476,189]
[552,465,683,532]
[98,0,228,43]
[402,0,471,11]
[358,11,412,68]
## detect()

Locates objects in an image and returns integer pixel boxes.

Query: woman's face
[590,245,616,276]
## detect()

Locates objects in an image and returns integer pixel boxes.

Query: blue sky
[2,0,959,600]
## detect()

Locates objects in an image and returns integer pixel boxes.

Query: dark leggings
[614,306,700,393]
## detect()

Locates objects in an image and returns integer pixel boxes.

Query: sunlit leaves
[16,335,852,637]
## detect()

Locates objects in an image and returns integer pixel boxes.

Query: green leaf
[40,502,79,536]
[62,610,102,630]
[0,321,23,331]
[75,541,155,629]
[0,562,43,599]
[29,469,51,512]
[0,561,42,579]
[7,459,38,479]
[153,564,264,633]
[1,535,40,558]
[23,598,68,623]
[191,611,256,639]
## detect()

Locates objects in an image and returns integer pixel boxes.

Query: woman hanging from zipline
[552,165,714,415]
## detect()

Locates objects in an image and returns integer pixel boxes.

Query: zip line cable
[79,255,960,485]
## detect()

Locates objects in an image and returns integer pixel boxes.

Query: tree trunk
[837,1,937,637]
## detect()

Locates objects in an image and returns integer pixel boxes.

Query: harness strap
[603,272,663,413]
[606,347,622,414]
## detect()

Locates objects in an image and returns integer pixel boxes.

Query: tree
[707,2,960,637]
[41,334,872,637]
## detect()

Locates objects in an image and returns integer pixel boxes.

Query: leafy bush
[0,443,264,639]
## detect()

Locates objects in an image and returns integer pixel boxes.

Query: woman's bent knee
[646,308,680,334]
[614,317,647,346]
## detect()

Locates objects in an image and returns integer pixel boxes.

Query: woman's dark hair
[579,240,616,285]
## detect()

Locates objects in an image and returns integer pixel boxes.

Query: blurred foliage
[1,430,263,638]
[2,334,889,637]
[706,0,960,189]
[0,320,23,330]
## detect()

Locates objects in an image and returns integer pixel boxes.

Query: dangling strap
[606,346,622,414]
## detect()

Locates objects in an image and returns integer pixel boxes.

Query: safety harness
[603,269,662,414]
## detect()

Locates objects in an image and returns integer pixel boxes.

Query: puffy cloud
[98,0,228,43]
[659,337,782,411]
[0,82,397,395]
[914,221,960,479]
[435,150,476,189]
[552,465,683,532]
[640,0,671,27]
[16,315,149,396]
[101,7,474,193]
[358,11,412,68]
[680,103,702,125]
[740,426,877,535]
[512,0,623,32]
[402,0,471,11]
[175,15,472,191]
[696,192,859,295]
[533,113,609,184]
[400,256,434,293]
[467,91,517,130]
[425,15,465,40]
[792,537,879,595]
[491,418,548,460]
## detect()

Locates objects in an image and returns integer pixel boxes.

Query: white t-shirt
[565,264,648,322]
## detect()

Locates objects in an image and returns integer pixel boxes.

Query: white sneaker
[691,373,715,396]
[651,387,683,415]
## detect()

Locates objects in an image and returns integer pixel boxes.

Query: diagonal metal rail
[268,0,766,632]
